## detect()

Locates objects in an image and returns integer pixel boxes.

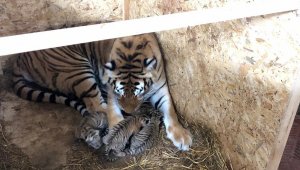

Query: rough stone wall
[1,0,300,169]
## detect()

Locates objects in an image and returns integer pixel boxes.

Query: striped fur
[124,110,161,156]
[12,33,192,151]
[103,105,161,161]
[103,34,192,151]
[13,74,89,116]
[75,111,108,149]
[12,39,114,149]
[12,41,110,115]
[103,115,149,161]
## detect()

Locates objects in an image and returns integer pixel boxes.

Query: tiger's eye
[136,44,144,50]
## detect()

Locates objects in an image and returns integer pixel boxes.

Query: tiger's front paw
[167,124,192,151]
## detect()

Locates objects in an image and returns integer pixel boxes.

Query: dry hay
[0,109,230,170]
[0,110,231,170]
[0,106,231,170]
[63,122,231,170]
[124,123,231,170]
[0,121,36,170]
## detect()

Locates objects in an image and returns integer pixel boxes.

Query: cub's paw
[75,114,107,149]
[75,127,103,149]
[84,129,102,149]
[167,124,192,151]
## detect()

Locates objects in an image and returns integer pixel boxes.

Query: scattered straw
[0,121,37,170]
[0,114,230,170]
[61,122,231,170]
[0,107,230,169]
[0,123,9,144]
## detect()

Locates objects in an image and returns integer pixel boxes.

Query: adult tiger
[12,33,192,151]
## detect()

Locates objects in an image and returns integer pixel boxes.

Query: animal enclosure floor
[0,57,230,170]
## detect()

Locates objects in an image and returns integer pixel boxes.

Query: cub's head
[102,33,162,113]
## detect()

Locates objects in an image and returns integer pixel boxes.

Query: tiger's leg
[71,76,108,149]
[106,90,124,129]
[71,78,107,114]
[150,83,192,151]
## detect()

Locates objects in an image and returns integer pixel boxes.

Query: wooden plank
[123,0,130,20]
[0,0,298,56]
[267,66,300,170]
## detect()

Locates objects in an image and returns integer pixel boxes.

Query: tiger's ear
[104,60,116,71]
[144,57,157,71]
[101,60,116,84]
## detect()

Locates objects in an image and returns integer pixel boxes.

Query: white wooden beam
[0,0,299,56]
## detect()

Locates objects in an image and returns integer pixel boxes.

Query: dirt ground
[0,58,80,169]
[0,57,230,170]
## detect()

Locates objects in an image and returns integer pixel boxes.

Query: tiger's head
[102,33,162,113]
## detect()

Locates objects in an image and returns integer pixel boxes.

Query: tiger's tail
[12,72,89,117]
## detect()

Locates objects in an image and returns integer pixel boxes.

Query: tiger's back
[12,41,113,114]
[12,40,115,148]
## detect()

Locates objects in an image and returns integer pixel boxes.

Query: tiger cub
[103,116,149,161]
[103,104,161,161]
[123,112,161,156]
[75,111,108,149]
[12,33,192,150]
